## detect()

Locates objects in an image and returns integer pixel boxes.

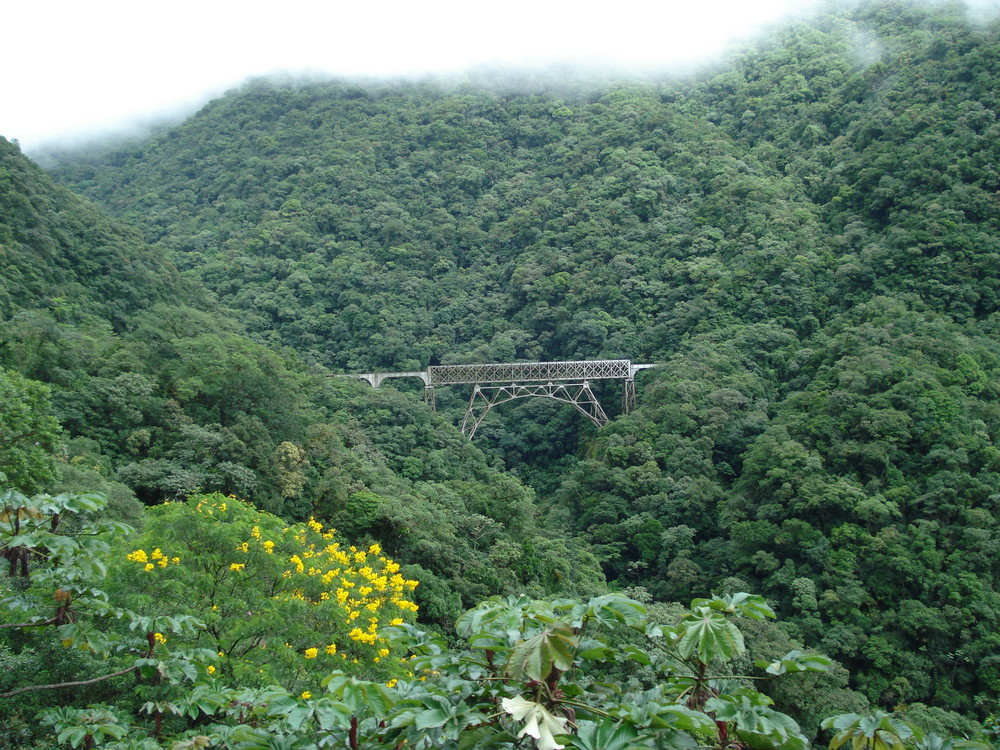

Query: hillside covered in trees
[2,0,1000,746]
[0,135,601,629]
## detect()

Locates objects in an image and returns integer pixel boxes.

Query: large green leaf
[584,594,647,628]
[323,672,396,718]
[414,707,453,730]
[756,649,833,675]
[676,609,744,664]
[394,693,488,742]
[622,645,652,666]
[505,622,577,682]
[456,725,521,749]
[653,705,719,734]
[707,692,808,750]
[567,719,641,750]
[576,637,615,661]
[690,593,775,620]
[457,595,537,639]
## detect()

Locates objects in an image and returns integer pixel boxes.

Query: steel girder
[429,359,632,386]
[460,381,610,439]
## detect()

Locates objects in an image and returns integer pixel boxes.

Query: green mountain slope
[0,137,192,326]
[44,0,1000,716]
[0,138,601,631]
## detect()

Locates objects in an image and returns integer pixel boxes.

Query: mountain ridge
[21,0,1000,717]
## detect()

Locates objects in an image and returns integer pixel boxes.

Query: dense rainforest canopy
[2,0,1000,746]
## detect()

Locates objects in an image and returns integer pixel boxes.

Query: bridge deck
[428,359,634,385]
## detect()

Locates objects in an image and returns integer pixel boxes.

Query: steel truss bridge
[353,359,657,438]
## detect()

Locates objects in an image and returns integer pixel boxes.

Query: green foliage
[824,711,925,750]
[0,137,189,327]
[0,134,592,620]
[0,482,202,746]
[20,589,906,750]
[106,493,419,691]
[0,369,61,493]
[505,622,576,682]
[8,0,1000,725]
[758,649,834,676]
[1,486,987,750]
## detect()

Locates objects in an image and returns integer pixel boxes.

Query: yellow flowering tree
[108,493,418,694]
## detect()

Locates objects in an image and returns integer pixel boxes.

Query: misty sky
[6,0,830,151]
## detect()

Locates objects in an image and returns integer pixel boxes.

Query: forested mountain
[0,138,193,327]
[0,135,600,647]
[3,0,998,737]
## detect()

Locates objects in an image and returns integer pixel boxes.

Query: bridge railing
[427,359,633,385]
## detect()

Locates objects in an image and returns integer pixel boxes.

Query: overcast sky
[0,0,900,152]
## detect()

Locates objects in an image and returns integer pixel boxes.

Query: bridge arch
[459,381,608,438]
[356,371,430,389]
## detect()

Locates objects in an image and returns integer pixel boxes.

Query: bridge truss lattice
[353,359,656,439]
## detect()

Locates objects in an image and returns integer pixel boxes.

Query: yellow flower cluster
[126,547,180,571]
[185,494,418,675]
[275,522,418,667]
[348,626,377,644]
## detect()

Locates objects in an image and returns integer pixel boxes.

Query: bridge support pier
[623,378,636,414]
